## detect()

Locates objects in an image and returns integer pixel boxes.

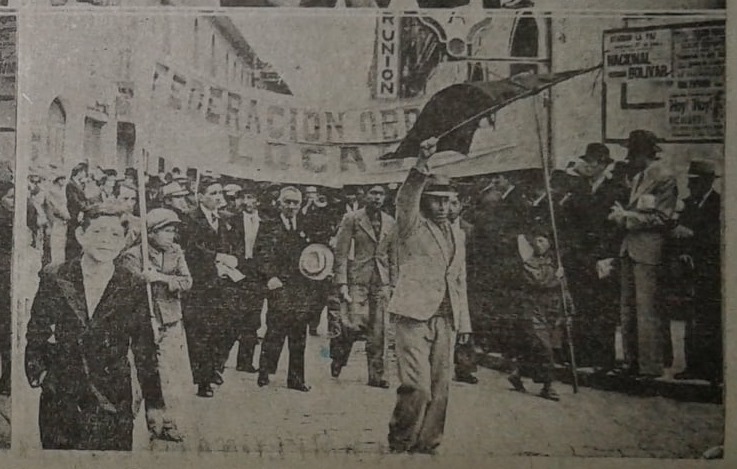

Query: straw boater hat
[299,243,334,281]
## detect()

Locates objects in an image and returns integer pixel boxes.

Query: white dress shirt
[81,259,115,319]
[243,211,260,259]
[200,205,219,231]
[280,213,297,231]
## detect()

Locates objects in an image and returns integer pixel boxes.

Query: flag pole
[136,148,161,329]
[532,95,579,394]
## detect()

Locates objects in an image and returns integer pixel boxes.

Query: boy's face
[76,216,126,263]
[150,225,177,249]
[117,186,138,213]
[534,235,551,255]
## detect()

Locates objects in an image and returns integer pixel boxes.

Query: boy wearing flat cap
[122,208,194,443]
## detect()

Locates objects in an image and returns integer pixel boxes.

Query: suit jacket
[388,167,472,333]
[120,243,193,326]
[25,259,164,415]
[677,190,721,293]
[334,208,397,287]
[180,206,233,291]
[619,160,678,265]
[254,213,314,287]
[227,211,267,287]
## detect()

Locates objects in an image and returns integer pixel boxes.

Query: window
[116,122,136,169]
[509,14,540,76]
[47,99,66,167]
[83,117,105,166]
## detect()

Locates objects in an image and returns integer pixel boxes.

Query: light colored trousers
[620,257,663,376]
[389,314,454,453]
[131,321,193,443]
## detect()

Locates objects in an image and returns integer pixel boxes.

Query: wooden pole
[532,95,579,394]
[136,148,161,329]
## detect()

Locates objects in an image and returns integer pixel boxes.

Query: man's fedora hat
[620,129,663,153]
[161,182,190,198]
[299,243,334,281]
[580,143,613,165]
[687,160,716,178]
[423,174,458,198]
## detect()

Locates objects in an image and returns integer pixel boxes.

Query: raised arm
[395,137,437,239]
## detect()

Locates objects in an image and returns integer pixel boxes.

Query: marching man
[387,138,472,455]
[331,185,397,389]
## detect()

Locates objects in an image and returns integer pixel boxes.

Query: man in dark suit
[179,177,233,398]
[226,181,266,373]
[25,203,167,450]
[610,130,678,378]
[300,185,335,336]
[672,161,721,383]
[255,186,315,392]
[560,144,628,371]
[65,162,89,262]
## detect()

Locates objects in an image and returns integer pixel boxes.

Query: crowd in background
[18,128,722,448]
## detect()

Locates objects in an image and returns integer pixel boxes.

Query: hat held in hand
[299,244,334,281]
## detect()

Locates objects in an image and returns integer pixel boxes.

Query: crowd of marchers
[17,128,721,452]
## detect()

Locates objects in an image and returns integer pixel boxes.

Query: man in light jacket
[387,137,472,455]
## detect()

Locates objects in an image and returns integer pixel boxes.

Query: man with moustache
[331,185,397,389]
[388,138,472,454]
[179,176,235,398]
[255,186,314,392]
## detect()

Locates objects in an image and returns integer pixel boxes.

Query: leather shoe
[507,374,526,393]
[674,370,702,380]
[257,374,269,387]
[236,364,259,374]
[368,379,390,389]
[454,373,478,384]
[211,371,224,386]
[287,382,311,392]
[330,361,342,378]
[196,383,214,398]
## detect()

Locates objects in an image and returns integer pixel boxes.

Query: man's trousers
[388,313,454,453]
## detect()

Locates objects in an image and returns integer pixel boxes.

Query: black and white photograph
[10,5,730,465]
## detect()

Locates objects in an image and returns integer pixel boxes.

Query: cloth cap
[147,208,181,232]
[423,174,458,197]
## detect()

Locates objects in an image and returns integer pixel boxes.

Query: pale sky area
[235,15,378,108]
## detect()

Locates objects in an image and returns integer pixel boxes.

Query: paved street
[14,244,724,458]
[135,332,722,459]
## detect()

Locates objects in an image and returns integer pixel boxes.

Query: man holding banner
[388,137,472,455]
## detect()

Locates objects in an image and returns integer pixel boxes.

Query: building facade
[24,14,289,176]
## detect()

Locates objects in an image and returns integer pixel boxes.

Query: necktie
[439,221,454,262]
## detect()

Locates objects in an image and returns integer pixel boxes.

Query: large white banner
[142,60,545,185]
[603,20,725,143]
